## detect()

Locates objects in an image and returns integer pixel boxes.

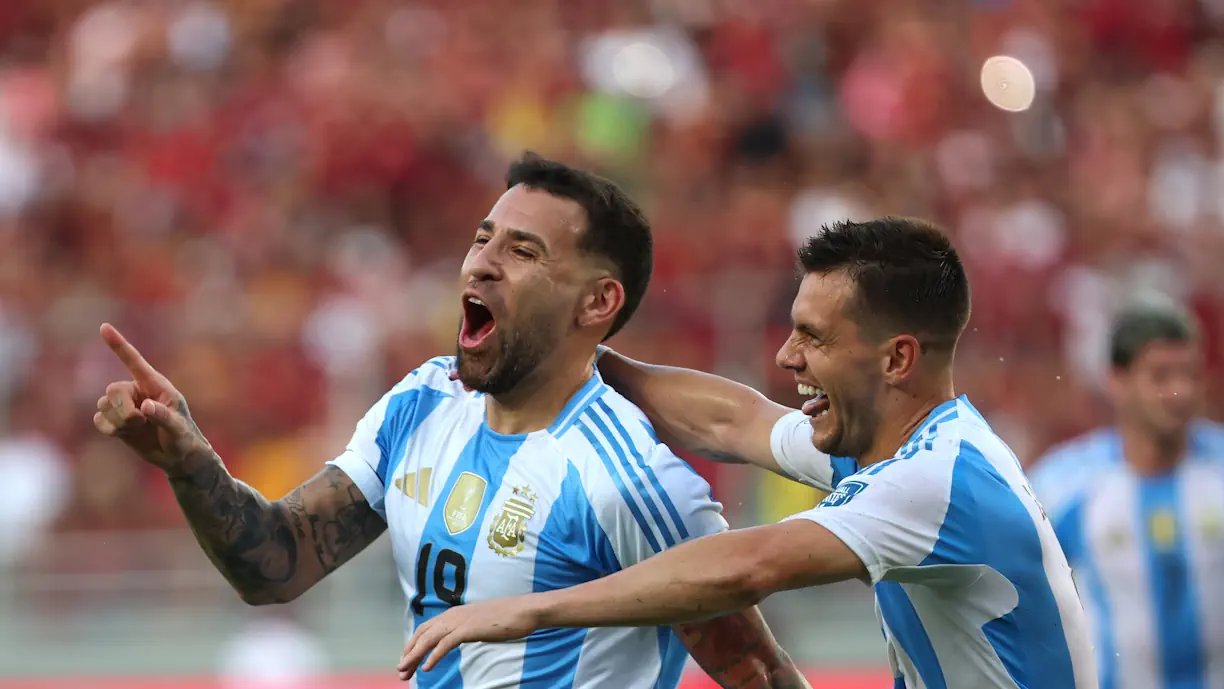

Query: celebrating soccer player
[398,218,1098,688]
[1030,299,1224,689]
[93,154,809,689]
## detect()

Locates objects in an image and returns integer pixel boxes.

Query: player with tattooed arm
[93,153,808,689]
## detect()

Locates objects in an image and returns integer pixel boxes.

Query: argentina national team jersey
[770,396,1096,689]
[328,357,727,689]
[1030,423,1224,689]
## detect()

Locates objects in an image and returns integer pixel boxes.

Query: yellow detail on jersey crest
[394,468,433,506]
[488,486,537,557]
[1149,509,1177,550]
[444,472,488,535]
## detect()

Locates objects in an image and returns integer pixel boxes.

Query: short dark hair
[1110,298,1199,369]
[506,152,652,340]
[797,217,971,349]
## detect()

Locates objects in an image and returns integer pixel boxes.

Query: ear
[881,334,921,384]
[577,277,625,334]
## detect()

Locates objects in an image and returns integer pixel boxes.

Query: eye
[473,235,490,246]
[512,246,536,259]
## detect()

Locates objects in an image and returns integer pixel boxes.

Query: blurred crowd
[3,0,1224,567]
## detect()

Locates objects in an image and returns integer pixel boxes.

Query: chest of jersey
[380,398,586,625]
[1077,461,1224,687]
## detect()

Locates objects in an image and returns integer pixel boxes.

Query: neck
[484,351,596,435]
[1119,423,1186,477]
[860,375,957,467]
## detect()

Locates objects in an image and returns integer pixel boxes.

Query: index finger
[100,323,159,381]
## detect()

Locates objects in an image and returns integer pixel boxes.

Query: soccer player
[1028,300,1224,689]
[93,154,808,689]
[398,218,1098,688]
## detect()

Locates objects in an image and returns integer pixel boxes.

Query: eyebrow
[477,220,549,253]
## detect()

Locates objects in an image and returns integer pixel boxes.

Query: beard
[455,314,557,396]
[817,382,883,459]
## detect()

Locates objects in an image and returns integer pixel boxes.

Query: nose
[465,239,505,282]
[775,335,803,371]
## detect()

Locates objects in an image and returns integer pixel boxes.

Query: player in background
[398,218,1099,689]
[1028,300,1224,689]
[93,153,808,689]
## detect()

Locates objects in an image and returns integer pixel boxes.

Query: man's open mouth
[460,295,497,350]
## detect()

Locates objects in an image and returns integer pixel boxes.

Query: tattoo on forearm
[677,613,808,689]
[166,400,384,602]
[167,452,301,598]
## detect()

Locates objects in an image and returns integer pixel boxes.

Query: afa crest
[1149,510,1178,551]
[488,486,537,557]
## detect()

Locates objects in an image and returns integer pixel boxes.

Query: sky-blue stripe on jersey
[876,582,946,688]
[829,456,857,488]
[654,626,687,689]
[584,410,676,548]
[520,462,614,687]
[921,440,1075,687]
[413,426,525,689]
[597,399,690,541]
[578,421,662,553]
[549,373,606,436]
[375,386,451,485]
[1138,474,1205,689]
[897,400,960,459]
[1053,496,1116,689]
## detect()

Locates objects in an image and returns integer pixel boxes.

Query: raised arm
[596,348,792,473]
[93,324,384,605]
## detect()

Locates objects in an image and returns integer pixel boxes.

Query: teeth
[468,297,485,306]
[797,384,824,397]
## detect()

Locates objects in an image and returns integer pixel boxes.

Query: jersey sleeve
[590,444,729,570]
[327,357,456,520]
[770,409,857,491]
[783,457,949,583]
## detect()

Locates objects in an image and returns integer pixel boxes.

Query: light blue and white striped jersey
[770,396,1096,689]
[1030,422,1224,689]
[328,357,727,689]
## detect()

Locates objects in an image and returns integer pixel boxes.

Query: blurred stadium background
[2,0,1224,686]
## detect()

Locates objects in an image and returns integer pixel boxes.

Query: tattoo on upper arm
[675,612,807,689]
[286,466,387,575]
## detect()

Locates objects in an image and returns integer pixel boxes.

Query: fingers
[93,411,116,435]
[100,323,162,385]
[422,633,463,673]
[398,622,449,681]
[139,399,190,435]
[99,381,145,433]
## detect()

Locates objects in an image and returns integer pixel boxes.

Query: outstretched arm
[674,610,812,689]
[94,323,385,605]
[596,348,793,473]
[397,521,864,678]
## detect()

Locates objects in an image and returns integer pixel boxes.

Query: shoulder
[557,389,723,534]
[382,356,474,410]
[1026,427,1118,512]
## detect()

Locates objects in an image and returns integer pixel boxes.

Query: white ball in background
[980,56,1036,113]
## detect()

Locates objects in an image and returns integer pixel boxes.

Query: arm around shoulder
[596,348,794,474]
